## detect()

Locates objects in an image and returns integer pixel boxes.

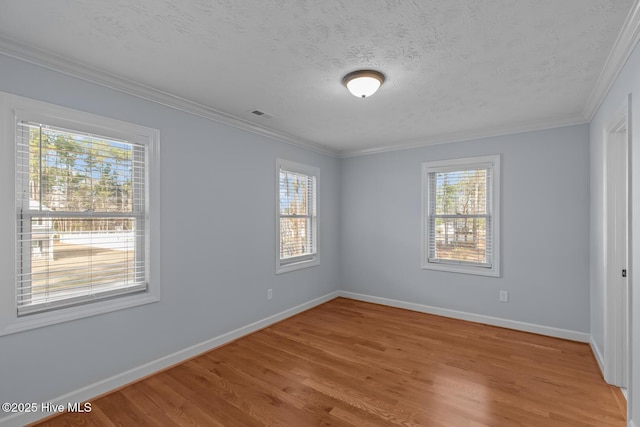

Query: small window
[0,93,160,335]
[276,159,319,274]
[422,155,500,277]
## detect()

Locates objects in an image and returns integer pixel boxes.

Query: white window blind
[422,155,500,277]
[16,121,147,315]
[276,159,319,273]
[428,166,491,266]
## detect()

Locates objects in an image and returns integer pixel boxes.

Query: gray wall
[590,40,640,425]
[341,125,591,333]
[0,54,341,410]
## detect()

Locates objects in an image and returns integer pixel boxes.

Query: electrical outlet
[267,289,273,300]
[499,290,509,302]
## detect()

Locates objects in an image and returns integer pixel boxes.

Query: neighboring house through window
[422,155,500,277]
[276,159,319,274]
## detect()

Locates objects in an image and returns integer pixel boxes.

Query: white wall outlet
[499,290,509,302]
[267,289,273,300]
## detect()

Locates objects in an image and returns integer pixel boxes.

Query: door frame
[603,100,631,389]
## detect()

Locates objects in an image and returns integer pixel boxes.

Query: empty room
[1,1,640,426]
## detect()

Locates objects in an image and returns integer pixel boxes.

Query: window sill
[422,261,500,277]
[0,292,160,336]
[276,257,319,275]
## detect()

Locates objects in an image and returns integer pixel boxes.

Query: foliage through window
[422,155,500,277]
[17,121,148,315]
[276,159,318,273]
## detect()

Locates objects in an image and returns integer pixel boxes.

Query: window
[0,92,160,335]
[276,159,319,274]
[422,155,500,277]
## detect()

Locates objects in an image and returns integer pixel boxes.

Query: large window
[422,155,500,277]
[276,159,319,274]
[0,93,160,335]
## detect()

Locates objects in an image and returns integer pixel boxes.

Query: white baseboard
[0,291,340,427]
[339,291,590,343]
[590,336,606,376]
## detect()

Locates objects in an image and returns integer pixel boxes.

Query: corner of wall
[590,335,606,377]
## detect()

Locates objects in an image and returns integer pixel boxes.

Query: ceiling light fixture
[342,70,385,98]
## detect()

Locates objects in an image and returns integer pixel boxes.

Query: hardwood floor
[33,298,625,426]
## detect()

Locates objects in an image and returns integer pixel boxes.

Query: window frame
[0,92,161,336]
[421,155,500,277]
[275,158,319,274]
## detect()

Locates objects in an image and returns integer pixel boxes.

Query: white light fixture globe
[342,70,385,98]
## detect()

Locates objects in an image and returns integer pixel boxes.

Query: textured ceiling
[0,0,635,155]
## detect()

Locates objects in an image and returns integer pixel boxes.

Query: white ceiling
[0,0,637,156]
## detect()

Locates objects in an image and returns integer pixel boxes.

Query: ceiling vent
[250,109,273,119]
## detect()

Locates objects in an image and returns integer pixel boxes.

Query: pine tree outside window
[0,93,160,335]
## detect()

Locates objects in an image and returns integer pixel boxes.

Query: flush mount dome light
[342,70,385,98]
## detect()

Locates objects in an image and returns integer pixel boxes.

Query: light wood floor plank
[31,298,625,426]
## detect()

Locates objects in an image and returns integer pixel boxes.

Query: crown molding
[338,115,587,158]
[583,0,640,120]
[0,35,339,158]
